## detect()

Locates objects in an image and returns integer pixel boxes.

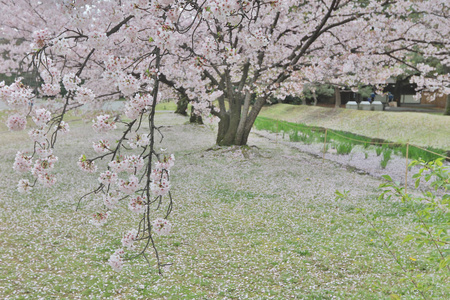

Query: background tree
[158,0,449,145]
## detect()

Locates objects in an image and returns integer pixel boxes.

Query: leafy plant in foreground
[362,159,449,298]
[380,148,393,169]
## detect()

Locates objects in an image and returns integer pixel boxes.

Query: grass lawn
[259,104,450,150]
[0,112,448,299]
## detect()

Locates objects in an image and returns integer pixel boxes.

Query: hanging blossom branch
[1,4,175,274]
[79,50,175,273]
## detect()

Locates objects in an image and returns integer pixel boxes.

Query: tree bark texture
[175,94,188,116]
[334,87,341,108]
[445,94,450,116]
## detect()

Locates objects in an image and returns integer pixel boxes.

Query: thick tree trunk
[189,106,203,124]
[216,94,267,146]
[175,94,188,116]
[445,94,450,116]
[312,90,318,106]
[216,113,230,145]
[334,87,341,108]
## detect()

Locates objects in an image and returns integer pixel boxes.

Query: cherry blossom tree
[158,0,450,145]
[1,0,449,272]
[1,0,178,274]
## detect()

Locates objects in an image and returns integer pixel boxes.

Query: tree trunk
[312,90,318,106]
[216,94,267,146]
[334,87,341,108]
[175,94,188,116]
[445,94,450,116]
[189,105,203,124]
[394,82,402,107]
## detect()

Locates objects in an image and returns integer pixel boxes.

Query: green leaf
[415,178,420,189]
[382,175,393,181]
[390,294,401,300]
[439,258,447,270]
[403,235,414,243]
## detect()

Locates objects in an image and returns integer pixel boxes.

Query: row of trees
[1,1,449,145]
[0,0,449,272]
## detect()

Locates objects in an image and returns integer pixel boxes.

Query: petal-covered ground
[0,112,447,299]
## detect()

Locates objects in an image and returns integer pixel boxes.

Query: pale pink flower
[75,87,95,104]
[103,193,119,210]
[108,248,124,272]
[36,148,53,158]
[90,211,110,227]
[88,31,108,50]
[127,132,150,148]
[150,168,170,196]
[6,114,27,131]
[98,170,118,185]
[17,179,32,193]
[32,28,51,49]
[125,155,144,173]
[37,172,57,187]
[77,155,97,173]
[92,115,116,133]
[13,151,33,173]
[54,121,70,134]
[108,155,129,173]
[32,156,57,176]
[128,195,146,214]
[28,128,47,143]
[118,175,139,194]
[155,154,175,170]
[121,229,138,249]
[152,218,172,236]
[41,83,60,96]
[117,74,140,97]
[62,73,81,91]
[32,108,51,128]
[93,140,111,154]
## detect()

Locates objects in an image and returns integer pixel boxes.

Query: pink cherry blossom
[93,140,111,154]
[98,170,118,185]
[121,229,138,249]
[54,121,70,134]
[32,108,51,128]
[62,73,81,91]
[117,174,139,194]
[108,248,124,272]
[124,155,145,174]
[127,132,150,149]
[75,87,96,104]
[90,211,110,227]
[37,172,57,187]
[103,192,119,210]
[77,155,98,173]
[152,218,172,236]
[17,179,32,194]
[7,114,27,131]
[108,155,129,173]
[28,128,47,143]
[13,151,33,173]
[128,195,146,214]
[92,115,117,133]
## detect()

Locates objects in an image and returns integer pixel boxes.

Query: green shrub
[380,148,393,169]
[375,146,383,156]
[365,159,450,298]
[336,143,353,155]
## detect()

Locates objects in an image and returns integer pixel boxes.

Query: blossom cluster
[108,155,145,174]
[92,115,117,132]
[150,154,175,196]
